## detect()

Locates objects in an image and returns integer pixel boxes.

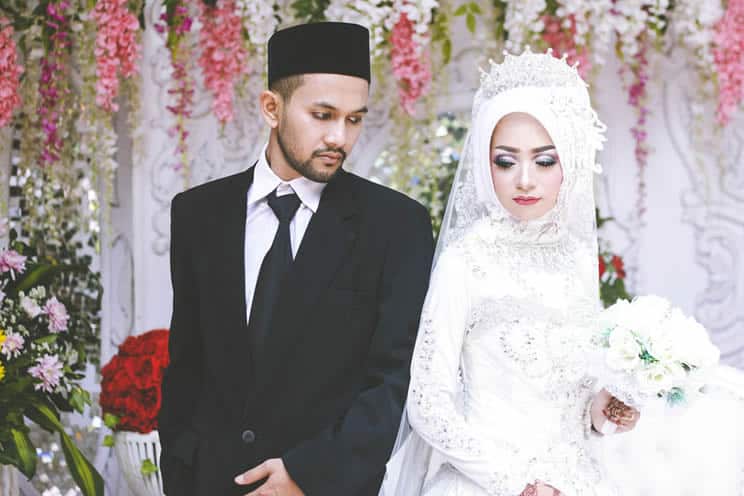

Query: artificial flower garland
[197,0,249,126]
[91,0,141,113]
[0,17,23,129]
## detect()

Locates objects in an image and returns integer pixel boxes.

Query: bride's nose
[517,162,536,191]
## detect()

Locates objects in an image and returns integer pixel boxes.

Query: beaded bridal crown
[478,47,589,99]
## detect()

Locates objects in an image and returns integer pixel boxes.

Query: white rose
[606,327,642,371]
[636,362,683,395]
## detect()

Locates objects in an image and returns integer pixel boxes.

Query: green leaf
[442,39,452,65]
[453,4,468,16]
[26,402,104,496]
[470,2,482,14]
[104,413,120,429]
[34,334,59,346]
[466,12,476,33]
[140,458,158,476]
[9,264,60,295]
[60,429,104,496]
[70,386,91,414]
[8,428,36,478]
[103,435,115,448]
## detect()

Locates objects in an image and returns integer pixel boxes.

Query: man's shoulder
[173,169,251,208]
[343,171,428,218]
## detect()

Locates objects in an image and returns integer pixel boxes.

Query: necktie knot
[267,189,301,224]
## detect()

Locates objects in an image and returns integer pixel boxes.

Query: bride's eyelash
[536,155,557,167]
[493,155,516,168]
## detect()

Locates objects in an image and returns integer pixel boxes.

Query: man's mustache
[313,148,347,160]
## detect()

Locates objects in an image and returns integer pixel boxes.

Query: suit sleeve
[158,192,203,494]
[282,201,434,495]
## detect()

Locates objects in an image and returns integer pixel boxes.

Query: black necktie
[249,189,302,353]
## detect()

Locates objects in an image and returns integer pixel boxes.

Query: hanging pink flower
[197,0,248,125]
[29,354,64,393]
[43,296,70,333]
[0,18,23,129]
[38,0,72,166]
[160,3,195,171]
[390,13,432,117]
[91,0,141,112]
[619,40,651,221]
[541,14,591,80]
[713,0,744,126]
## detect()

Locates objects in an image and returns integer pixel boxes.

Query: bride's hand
[591,389,640,434]
[521,482,562,495]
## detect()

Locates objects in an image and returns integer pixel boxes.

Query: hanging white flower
[503,0,546,53]
[236,0,278,50]
[325,0,393,59]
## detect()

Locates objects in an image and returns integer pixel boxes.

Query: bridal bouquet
[596,295,720,408]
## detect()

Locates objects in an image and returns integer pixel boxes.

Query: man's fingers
[235,461,272,486]
[245,483,276,496]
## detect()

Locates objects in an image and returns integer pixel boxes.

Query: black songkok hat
[268,22,371,87]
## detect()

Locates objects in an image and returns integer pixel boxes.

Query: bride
[380,50,744,496]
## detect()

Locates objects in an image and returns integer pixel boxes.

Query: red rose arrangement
[100,329,169,433]
[598,252,631,308]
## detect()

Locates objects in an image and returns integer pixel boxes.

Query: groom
[158,22,434,496]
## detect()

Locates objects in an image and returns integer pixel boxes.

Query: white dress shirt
[244,144,327,323]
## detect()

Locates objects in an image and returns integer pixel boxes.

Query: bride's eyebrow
[494,145,556,153]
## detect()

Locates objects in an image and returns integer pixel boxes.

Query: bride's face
[489,112,563,221]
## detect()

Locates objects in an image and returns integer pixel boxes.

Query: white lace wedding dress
[406,220,617,496]
[380,51,744,496]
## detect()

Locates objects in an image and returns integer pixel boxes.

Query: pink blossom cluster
[0,249,27,274]
[198,0,248,125]
[390,13,432,116]
[43,296,69,333]
[712,0,744,126]
[0,18,23,129]
[38,1,72,166]
[29,354,64,393]
[1,331,25,358]
[91,0,141,112]
[541,14,591,80]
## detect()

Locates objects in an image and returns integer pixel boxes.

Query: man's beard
[276,125,346,183]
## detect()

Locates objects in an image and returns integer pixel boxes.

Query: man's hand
[234,458,305,496]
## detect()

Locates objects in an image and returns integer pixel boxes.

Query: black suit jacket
[158,167,434,495]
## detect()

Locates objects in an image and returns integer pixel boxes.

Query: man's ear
[260,90,281,129]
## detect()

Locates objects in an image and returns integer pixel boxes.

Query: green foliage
[103,413,119,430]
[140,458,158,476]
[431,8,453,65]
[291,0,331,22]
[454,2,482,34]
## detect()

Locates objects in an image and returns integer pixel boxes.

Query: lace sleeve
[407,250,541,495]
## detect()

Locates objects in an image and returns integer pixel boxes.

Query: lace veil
[379,49,607,495]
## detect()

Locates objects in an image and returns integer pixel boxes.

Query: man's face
[276,74,369,182]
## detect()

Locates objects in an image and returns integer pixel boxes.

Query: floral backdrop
[1,0,743,224]
[1,0,744,494]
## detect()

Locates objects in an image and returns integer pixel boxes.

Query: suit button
[241,430,256,444]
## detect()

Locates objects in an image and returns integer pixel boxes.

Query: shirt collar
[247,143,327,213]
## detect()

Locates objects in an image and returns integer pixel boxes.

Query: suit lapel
[255,170,359,395]
[215,166,255,388]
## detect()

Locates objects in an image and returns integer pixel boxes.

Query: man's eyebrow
[313,102,369,114]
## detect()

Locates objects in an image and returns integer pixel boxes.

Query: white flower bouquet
[596,295,720,409]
